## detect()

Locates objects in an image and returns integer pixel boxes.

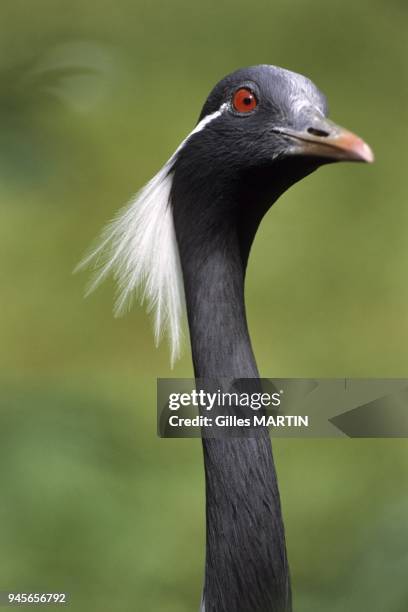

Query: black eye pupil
[243,97,252,105]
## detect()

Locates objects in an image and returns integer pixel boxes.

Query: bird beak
[273,119,374,163]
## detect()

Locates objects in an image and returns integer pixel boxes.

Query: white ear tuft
[76,104,226,365]
[77,158,184,365]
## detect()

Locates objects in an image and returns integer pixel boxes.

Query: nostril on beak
[307,127,330,137]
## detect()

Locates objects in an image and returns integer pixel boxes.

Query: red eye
[232,88,257,113]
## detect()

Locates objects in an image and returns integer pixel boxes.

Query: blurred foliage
[0,0,407,610]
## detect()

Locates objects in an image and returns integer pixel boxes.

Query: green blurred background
[0,0,407,610]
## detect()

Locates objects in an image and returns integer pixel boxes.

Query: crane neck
[172,162,289,378]
[171,167,292,612]
[180,219,257,378]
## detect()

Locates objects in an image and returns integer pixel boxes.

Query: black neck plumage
[171,159,316,611]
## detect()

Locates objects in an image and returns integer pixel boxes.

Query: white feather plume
[77,105,226,364]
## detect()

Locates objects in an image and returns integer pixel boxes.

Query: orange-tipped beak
[273,120,374,164]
